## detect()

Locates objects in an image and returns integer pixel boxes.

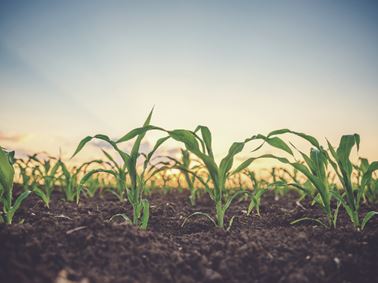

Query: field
[2,1,378,282]
[0,189,377,283]
[1,113,378,283]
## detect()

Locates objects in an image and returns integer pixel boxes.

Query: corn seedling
[326,135,378,230]
[234,129,341,228]
[0,148,31,224]
[31,156,61,208]
[165,149,202,206]
[59,159,103,203]
[167,126,265,230]
[355,158,378,204]
[82,175,101,198]
[15,158,32,191]
[280,167,311,202]
[267,167,286,201]
[243,170,266,216]
[160,169,175,194]
[72,109,168,229]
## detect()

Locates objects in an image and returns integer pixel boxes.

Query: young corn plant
[265,167,287,201]
[159,169,175,194]
[14,154,42,192]
[355,158,378,204]
[82,175,101,198]
[15,158,32,191]
[243,170,266,216]
[32,157,61,208]
[167,126,265,230]
[280,167,308,201]
[0,148,31,224]
[165,149,202,206]
[59,159,103,203]
[326,135,378,230]
[236,129,340,228]
[72,109,168,229]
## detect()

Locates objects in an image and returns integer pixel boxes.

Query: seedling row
[1,110,377,231]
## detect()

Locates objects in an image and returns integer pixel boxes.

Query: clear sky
[0,0,377,166]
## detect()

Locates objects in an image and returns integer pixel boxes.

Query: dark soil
[0,188,377,283]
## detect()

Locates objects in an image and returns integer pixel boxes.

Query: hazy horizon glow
[1,0,377,168]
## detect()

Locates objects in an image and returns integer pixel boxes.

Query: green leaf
[195,126,214,158]
[130,109,154,161]
[143,136,170,170]
[0,148,15,195]
[168,129,219,191]
[140,199,150,230]
[267,129,321,148]
[262,136,293,156]
[310,148,328,182]
[290,217,328,228]
[50,160,61,176]
[11,190,31,214]
[59,160,71,180]
[71,136,93,158]
[361,161,378,189]
[33,186,50,207]
[332,190,355,223]
[170,164,214,199]
[359,158,369,172]
[80,169,117,186]
[116,125,163,143]
[108,213,132,224]
[169,129,201,153]
[333,198,342,228]
[223,190,249,214]
[336,134,360,176]
[231,157,256,175]
[101,149,120,170]
[219,142,245,177]
[330,135,360,212]
[249,153,331,215]
[181,211,217,227]
[361,211,378,230]
[288,183,313,195]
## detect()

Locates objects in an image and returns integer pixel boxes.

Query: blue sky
[0,0,377,165]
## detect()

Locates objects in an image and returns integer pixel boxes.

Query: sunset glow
[1,0,377,167]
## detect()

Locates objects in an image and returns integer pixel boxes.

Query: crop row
[1,109,377,230]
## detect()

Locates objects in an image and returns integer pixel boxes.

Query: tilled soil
[0,189,377,283]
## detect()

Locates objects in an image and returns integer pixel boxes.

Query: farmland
[2,0,378,282]
[1,112,377,283]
